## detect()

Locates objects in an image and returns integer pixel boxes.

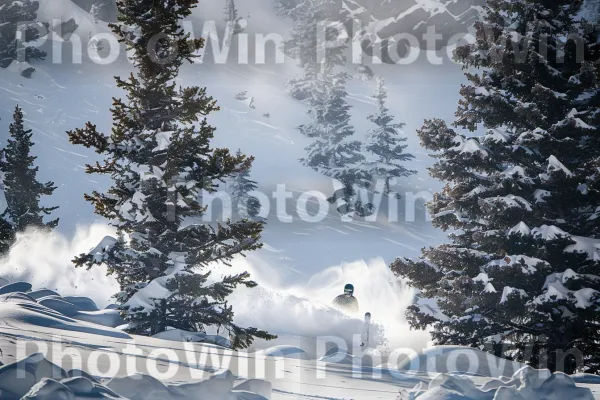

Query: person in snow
[332,284,359,314]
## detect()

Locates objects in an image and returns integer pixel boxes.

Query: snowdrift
[254,345,310,360]
[399,366,595,400]
[0,353,270,399]
[396,346,525,378]
[152,329,231,348]
[36,0,108,39]
[0,292,130,339]
[0,277,124,328]
[0,284,597,400]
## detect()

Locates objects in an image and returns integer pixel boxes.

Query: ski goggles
[344,289,353,295]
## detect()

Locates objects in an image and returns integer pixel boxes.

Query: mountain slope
[346,0,484,50]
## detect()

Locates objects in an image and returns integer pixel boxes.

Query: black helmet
[344,284,354,294]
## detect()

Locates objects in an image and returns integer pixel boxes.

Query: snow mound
[0,292,38,303]
[233,379,272,399]
[0,281,32,295]
[0,353,68,398]
[0,297,131,339]
[107,370,268,400]
[38,297,82,317]
[64,296,99,312]
[402,365,594,399]
[151,329,231,347]
[28,289,60,300]
[36,0,106,39]
[73,309,125,328]
[255,345,310,360]
[0,278,122,328]
[6,292,122,328]
[396,346,524,377]
[1,353,269,400]
[22,375,122,399]
[318,348,360,365]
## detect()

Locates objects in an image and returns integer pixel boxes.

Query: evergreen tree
[290,1,367,213]
[283,0,348,102]
[0,105,58,235]
[274,0,311,21]
[392,0,600,373]
[300,67,370,214]
[224,0,243,35]
[68,0,275,348]
[0,0,46,72]
[230,150,262,220]
[365,77,416,195]
[0,218,14,256]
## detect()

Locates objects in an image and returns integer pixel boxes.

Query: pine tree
[283,8,320,101]
[291,1,368,214]
[0,105,58,235]
[300,67,370,214]
[392,0,600,373]
[0,218,14,256]
[365,77,416,195]
[274,0,311,21]
[283,0,348,102]
[67,0,275,348]
[224,0,243,35]
[230,150,262,220]
[0,0,46,72]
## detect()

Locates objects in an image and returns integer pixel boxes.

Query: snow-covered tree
[230,150,262,220]
[274,0,311,21]
[283,0,348,102]
[392,0,600,373]
[0,0,46,72]
[0,219,13,256]
[224,0,243,35]
[0,105,58,235]
[365,77,416,195]
[68,0,275,349]
[300,67,370,214]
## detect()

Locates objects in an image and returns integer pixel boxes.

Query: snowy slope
[0,292,599,399]
[346,0,485,49]
[0,0,467,368]
[37,0,103,38]
[0,0,459,276]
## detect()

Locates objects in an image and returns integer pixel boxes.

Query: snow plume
[303,258,432,353]
[0,225,430,358]
[0,224,118,307]
[222,256,431,357]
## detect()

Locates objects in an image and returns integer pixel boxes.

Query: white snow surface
[0,276,599,399]
[1,310,599,399]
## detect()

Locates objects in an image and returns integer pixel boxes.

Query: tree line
[2,0,600,373]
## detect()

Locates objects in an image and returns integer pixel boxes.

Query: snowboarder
[332,283,359,314]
